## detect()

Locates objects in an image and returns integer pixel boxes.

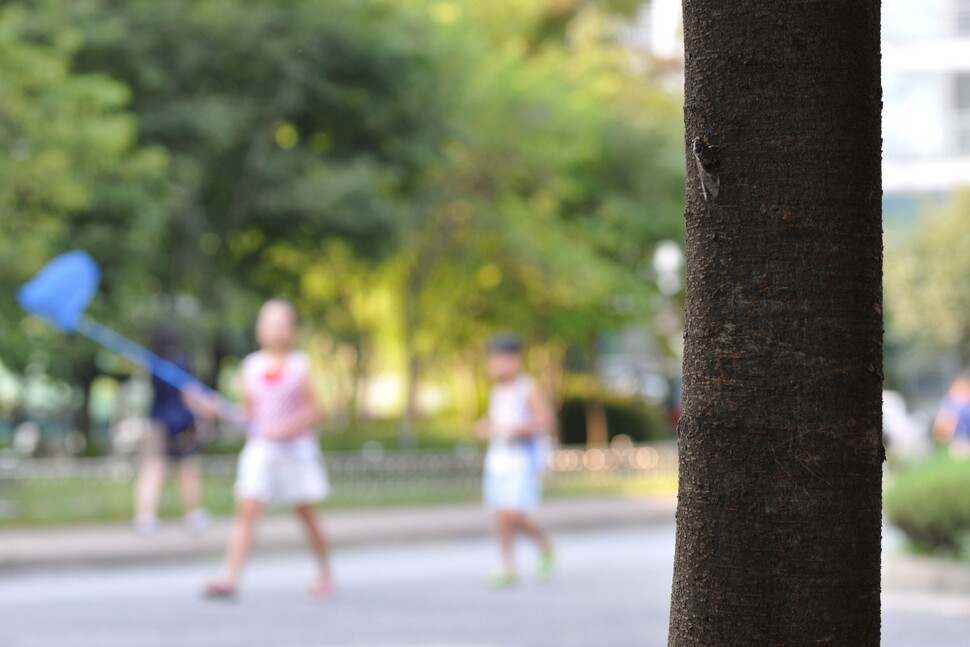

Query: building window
[956,0,970,35]
[953,74,970,154]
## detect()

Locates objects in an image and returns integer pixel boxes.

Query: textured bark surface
[668,2,883,646]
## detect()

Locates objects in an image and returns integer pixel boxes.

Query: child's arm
[512,384,554,438]
[240,389,253,417]
[933,401,957,443]
[265,378,324,441]
[475,416,492,440]
[180,384,221,420]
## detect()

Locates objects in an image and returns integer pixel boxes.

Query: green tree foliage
[885,450,970,557]
[74,0,441,244]
[392,1,684,438]
[66,0,453,370]
[885,189,970,360]
[4,0,685,442]
[0,3,166,384]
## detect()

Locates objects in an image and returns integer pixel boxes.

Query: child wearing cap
[478,333,555,587]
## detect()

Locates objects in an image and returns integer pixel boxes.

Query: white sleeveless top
[241,350,314,440]
[486,374,550,473]
[488,374,536,444]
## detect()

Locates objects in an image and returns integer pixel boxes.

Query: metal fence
[0,443,677,524]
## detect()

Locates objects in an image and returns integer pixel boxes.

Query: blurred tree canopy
[66,0,452,376]
[885,189,970,362]
[0,3,167,430]
[3,0,685,443]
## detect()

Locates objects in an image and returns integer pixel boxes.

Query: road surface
[0,524,967,646]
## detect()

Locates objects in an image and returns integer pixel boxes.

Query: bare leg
[222,498,262,586]
[495,509,518,577]
[134,456,165,527]
[512,512,553,557]
[295,504,333,586]
[176,457,202,514]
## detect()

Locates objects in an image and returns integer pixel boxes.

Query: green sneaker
[537,554,554,580]
[489,572,518,589]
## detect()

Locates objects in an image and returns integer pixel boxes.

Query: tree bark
[583,398,609,446]
[400,267,422,448]
[668,3,883,646]
[207,330,228,389]
[76,361,99,447]
[348,334,370,431]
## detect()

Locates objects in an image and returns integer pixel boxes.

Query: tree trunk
[207,330,228,388]
[401,353,419,447]
[668,3,883,646]
[400,268,422,448]
[348,334,370,431]
[76,361,99,448]
[456,348,482,424]
[583,398,609,446]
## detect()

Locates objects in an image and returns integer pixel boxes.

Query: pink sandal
[307,578,335,599]
[202,580,238,600]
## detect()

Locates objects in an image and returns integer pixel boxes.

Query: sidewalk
[884,552,970,595]
[0,496,677,572]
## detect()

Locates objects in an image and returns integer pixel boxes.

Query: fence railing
[0,443,678,524]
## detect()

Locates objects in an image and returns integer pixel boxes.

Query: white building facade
[631,0,970,223]
[883,0,970,221]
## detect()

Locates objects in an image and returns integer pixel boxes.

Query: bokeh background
[0,0,686,464]
[1,0,970,553]
[3,3,970,646]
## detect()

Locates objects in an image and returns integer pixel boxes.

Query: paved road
[1,523,968,647]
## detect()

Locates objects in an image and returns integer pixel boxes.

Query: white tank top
[241,350,314,440]
[488,374,535,443]
[486,374,550,472]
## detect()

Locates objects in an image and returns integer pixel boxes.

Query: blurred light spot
[362,440,385,462]
[476,264,502,289]
[199,232,221,255]
[274,121,299,149]
[301,266,335,301]
[175,294,200,317]
[13,422,41,456]
[634,446,659,469]
[20,317,46,337]
[611,294,637,315]
[657,273,681,295]
[584,448,607,471]
[63,430,87,456]
[232,228,266,255]
[28,351,50,369]
[430,1,459,24]
[610,434,633,452]
[113,417,150,454]
[12,139,32,161]
[555,449,581,471]
[447,199,472,222]
[653,240,684,296]
[311,131,332,153]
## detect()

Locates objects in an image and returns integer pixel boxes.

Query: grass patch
[1,470,676,527]
[885,450,970,559]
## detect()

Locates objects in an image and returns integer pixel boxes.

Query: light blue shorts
[483,446,542,511]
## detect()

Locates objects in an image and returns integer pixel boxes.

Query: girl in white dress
[204,299,333,599]
[479,333,555,587]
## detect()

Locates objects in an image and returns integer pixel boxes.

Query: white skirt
[234,437,329,506]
